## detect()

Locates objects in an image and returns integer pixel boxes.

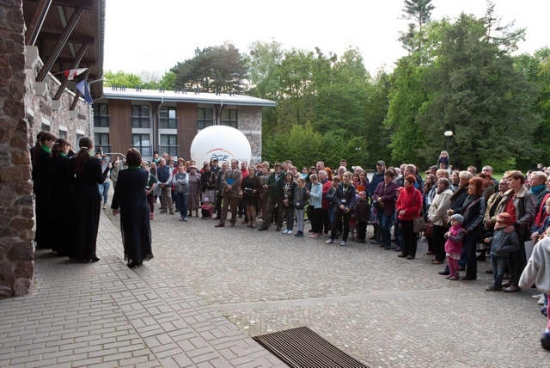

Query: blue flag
[75,80,93,104]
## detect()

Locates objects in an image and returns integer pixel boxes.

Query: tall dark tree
[171,43,248,93]
[399,0,434,59]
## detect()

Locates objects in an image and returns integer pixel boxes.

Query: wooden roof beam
[38,31,95,45]
[25,0,52,45]
[53,42,90,100]
[52,0,94,9]
[36,6,84,82]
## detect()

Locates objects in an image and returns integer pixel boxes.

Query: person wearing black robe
[70,137,110,262]
[31,131,57,250]
[111,148,153,268]
[48,138,74,256]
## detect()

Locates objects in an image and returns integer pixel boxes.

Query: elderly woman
[373,170,398,250]
[396,175,423,259]
[427,178,453,264]
[448,177,486,280]
[111,148,153,268]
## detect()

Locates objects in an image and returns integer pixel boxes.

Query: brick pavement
[0,212,285,368]
[1,207,550,367]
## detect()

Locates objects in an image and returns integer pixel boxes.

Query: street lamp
[444,130,453,153]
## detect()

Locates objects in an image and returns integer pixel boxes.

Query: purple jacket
[373,181,398,216]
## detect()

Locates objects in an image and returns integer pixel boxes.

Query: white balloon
[190,126,252,165]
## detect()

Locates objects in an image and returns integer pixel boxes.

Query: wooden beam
[38,31,95,45]
[52,0,94,9]
[53,43,90,100]
[36,6,84,82]
[25,0,52,45]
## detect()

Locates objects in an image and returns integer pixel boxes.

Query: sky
[104,0,550,79]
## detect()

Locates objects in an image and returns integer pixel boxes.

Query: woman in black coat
[111,148,153,268]
[31,131,57,249]
[48,138,74,256]
[71,137,110,262]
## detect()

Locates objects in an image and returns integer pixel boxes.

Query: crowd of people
[31,136,550,350]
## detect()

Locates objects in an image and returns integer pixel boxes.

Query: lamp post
[444,130,453,152]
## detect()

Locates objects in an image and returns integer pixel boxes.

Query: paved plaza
[1,208,550,367]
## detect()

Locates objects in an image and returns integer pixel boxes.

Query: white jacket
[519,237,550,293]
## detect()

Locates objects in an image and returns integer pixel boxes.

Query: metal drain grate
[252,326,369,368]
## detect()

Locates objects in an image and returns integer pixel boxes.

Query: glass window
[93,103,109,127]
[132,134,151,157]
[41,123,50,132]
[131,105,150,128]
[222,109,238,128]
[75,133,84,148]
[160,134,178,157]
[59,130,67,139]
[94,133,110,153]
[197,108,214,129]
[160,107,177,129]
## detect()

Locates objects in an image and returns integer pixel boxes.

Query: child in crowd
[519,236,550,350]
[200,196,214,219]
[437,150,450,169]
[485,212,519,291]
[444,214,464,280]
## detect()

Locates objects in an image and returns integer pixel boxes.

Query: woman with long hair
[71,137,110,262]
[31,131,56,249]
[111,148,153,268]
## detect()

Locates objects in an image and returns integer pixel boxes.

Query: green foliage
[104,70,142,88]
[171,43,248,93]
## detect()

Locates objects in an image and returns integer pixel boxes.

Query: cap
[377,160,385,166]
[450,214,464,225]
[189,165,198,170]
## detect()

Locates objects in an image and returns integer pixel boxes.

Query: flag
[75,80,93,105]
[63,68,88,80]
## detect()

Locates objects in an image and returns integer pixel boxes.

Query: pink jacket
[445,224,464,254]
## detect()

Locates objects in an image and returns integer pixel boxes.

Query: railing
[94,116,109,127]
[159,145,178,157]
[131,117,151,128]
[160,118,177,129]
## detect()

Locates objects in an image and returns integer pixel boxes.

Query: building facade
[93,88,275,163]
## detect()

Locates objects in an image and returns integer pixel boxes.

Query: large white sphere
[190,125,252,165]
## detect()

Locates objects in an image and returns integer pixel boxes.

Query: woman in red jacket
[396,175,423,259]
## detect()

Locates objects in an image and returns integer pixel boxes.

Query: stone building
[94,87,275,163]
[0,0,105,297]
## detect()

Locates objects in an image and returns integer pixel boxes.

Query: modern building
[0,0,105,297]
[93,87,276,163]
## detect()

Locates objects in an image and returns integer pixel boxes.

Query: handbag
[423,223,433,237]
[413,216,426,233]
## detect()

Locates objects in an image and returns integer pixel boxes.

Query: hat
[450,214,464,225]
[189,165,198,170]
[496,212,512,224]
[377,160,385,166]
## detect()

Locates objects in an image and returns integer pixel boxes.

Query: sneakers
[286,230,293,235]
[282,229,288,234]
[541,332,550,350]
[486,285,502,291]
[294,231,304,237]
[308,233,319,239]
[340,240,346,246]
[325,239,333,244]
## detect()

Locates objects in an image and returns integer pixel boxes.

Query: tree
[399,0,434,60]
[103,70,142,87]
[171,43,248,93]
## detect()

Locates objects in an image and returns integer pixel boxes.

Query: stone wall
[0,0,92,298]
[238,107,263,163]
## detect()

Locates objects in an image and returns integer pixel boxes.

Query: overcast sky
[104,0,550,78]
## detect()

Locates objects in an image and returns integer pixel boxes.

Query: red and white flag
[63,68,88,80]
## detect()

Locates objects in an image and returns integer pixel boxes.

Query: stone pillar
[0,0,35,297]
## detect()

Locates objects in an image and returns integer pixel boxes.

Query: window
[160,107,177,129]
[93,103,109,127]
[59,130,67,139]
[75,133,84,148]
[197,108,214,129]
[222,109,238,128]
[41,123,50,132]
[94,133,110,153]
[131,105,150,128]
[160,134,178,157]
[132,134,151,157]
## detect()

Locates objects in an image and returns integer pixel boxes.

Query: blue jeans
[175,193,188,220]
[491,255,508,287]
[379,212,393,248]
[98,181,110,205]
